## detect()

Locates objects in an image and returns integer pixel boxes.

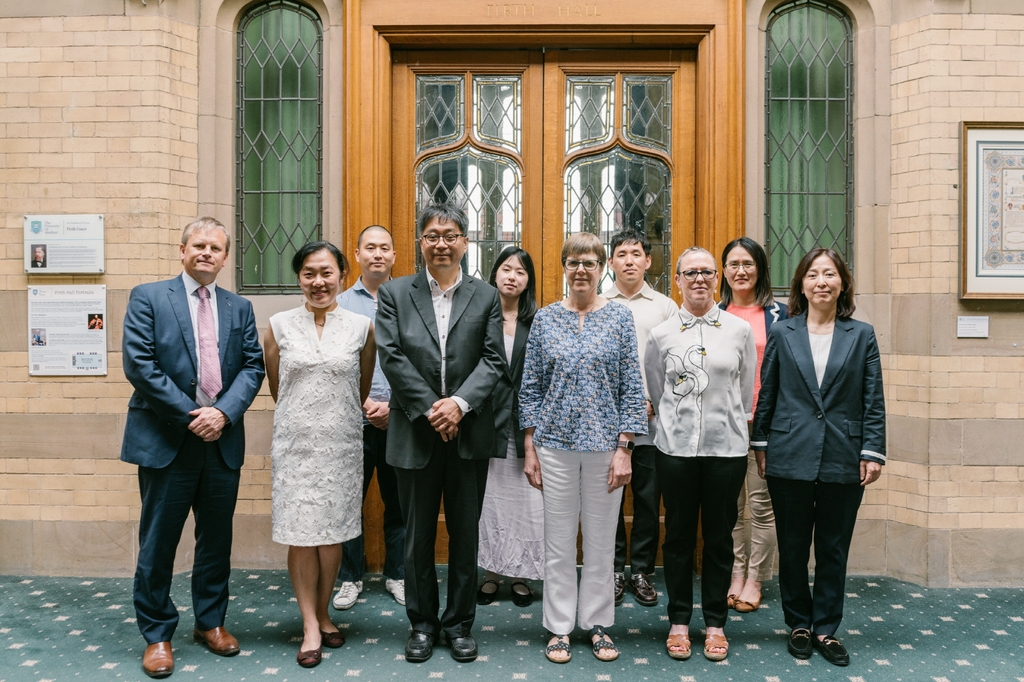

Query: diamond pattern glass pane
[473,76,521,153]
[415,147,521,281]
[565,147,672,294]
[623,76,671,152]
[765,0,853,289]
[417,76,465,153]
[237,0,322,293]
[566,77,614,152]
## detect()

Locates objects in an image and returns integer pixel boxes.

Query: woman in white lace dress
[264,242,376,669]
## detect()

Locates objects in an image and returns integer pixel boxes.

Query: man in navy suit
[121,217,264,678]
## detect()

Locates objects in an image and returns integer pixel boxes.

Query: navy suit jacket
[120,274,265,470]
[375,270,505,469]
[751,313,885,484]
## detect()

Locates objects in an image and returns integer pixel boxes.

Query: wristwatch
[616,440,635,452]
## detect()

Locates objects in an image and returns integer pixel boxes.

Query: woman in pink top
[718,237,787,613]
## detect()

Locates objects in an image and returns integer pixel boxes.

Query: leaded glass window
[414,74,522,281]
[564,76,673,295]
[237,0,322,293]
[765,0,853,288]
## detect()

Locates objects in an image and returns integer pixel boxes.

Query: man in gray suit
[375,203,505,664]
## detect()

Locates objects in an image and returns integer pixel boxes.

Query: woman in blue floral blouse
[519,231,647,665]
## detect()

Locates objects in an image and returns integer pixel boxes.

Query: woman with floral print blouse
[519,231,647,665]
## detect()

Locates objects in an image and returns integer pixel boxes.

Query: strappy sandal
[666,632,691,660]
[727,593,738,609]
[588,626,619,662]
[703,633,729,661]
[544,634,571,663]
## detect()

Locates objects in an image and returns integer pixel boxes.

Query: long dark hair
[788,247,855,318]
[488,246,537,326]
[719,237,775,308]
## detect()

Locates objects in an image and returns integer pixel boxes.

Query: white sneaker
[385,578,406,606]
[332,580,363,610]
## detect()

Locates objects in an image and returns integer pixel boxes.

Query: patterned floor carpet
[2,570,1022,681]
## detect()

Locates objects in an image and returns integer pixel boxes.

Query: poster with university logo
[28,286,107,376]
[24,214,105,274]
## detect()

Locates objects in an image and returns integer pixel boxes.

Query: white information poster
[28,285,107,376]
[24,214,105,273]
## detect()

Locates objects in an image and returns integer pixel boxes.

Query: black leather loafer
[405,631,434,663]
[787,628,812,660]
[442,633,478,662]
[813,634,850,666]
[613,572,626,606]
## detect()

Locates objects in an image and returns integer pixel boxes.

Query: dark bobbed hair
[417,202,469,236]
[719,237,775,308]
[609,229,651,257]
[788,247,855,318]
[488,246,538,326]
[291,241,349,276]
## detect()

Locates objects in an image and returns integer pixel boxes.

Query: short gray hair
[181,216,231,254]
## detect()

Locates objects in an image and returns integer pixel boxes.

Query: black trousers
[134,434,240,644]
[395,436,488,638]
[340,424,405,582]
[766,476,863,637]
[656,454,747,627]
[614,444,662,575]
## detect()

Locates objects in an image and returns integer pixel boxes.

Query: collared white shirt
[182,271,220,407]
[425,267,471,416]
[604,281,679,445]
[645,306,755,458]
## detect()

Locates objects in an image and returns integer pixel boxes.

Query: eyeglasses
[677,269,717,281]
[564,259,601,272]
[724,261,756,272]
[420,233,463,245]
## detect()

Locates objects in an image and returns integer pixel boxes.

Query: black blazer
[492,319,531,457]
[375,270,506,469]
[751,313,886,485]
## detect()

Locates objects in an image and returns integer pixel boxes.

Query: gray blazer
[375,270,505,469]
[751,314,886,485]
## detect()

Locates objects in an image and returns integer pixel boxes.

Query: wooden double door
[362,48,697,569]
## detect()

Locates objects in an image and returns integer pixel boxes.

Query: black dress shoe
[613,572,626,606]
[510,581,534,607]
[405,631,434,663]
[476,579,499,605]
[442,633,478,662]
[813,634,850,666]
[787,628,812,660]
[629,573,658,607]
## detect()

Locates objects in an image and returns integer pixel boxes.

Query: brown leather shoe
[192,626,240,656]
[629,573,659,606]
[142,641,174,678]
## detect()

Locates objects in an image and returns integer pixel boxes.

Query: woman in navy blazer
[752,248,885,667]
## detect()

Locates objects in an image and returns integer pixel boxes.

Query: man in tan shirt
[603,229,679,607]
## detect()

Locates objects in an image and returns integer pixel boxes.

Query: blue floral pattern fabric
[519,301,647,451]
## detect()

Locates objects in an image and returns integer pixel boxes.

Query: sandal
[666,633,691,660]
[588,626,619,662]
[727,593,738,610]
[703,633,729,661]
[545,634,571,663]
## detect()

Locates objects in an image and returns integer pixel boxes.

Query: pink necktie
[197,286,222,400]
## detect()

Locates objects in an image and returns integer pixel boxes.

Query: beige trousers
[731,448,777,582]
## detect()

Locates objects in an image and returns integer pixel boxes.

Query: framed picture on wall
[961,121,1024,299]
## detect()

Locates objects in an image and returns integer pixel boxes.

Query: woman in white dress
[264,242,376,669]
[476,247,544,607]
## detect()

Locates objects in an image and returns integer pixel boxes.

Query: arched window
[765,0,853,286]
[237,0,322,292]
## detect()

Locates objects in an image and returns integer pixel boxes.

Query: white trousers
[536,445,622,635]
